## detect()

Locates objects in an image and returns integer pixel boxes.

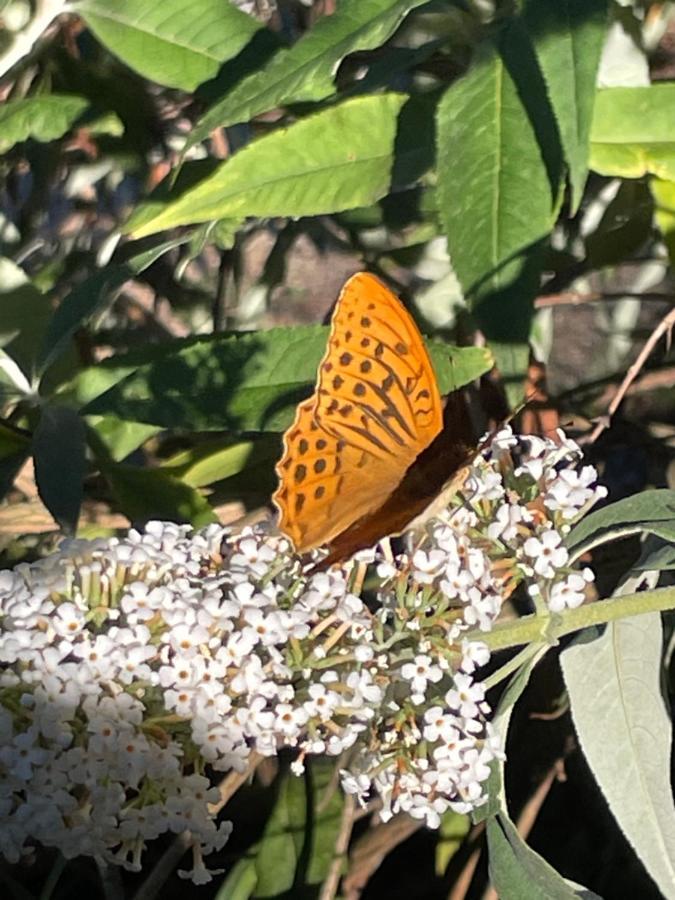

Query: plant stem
[468,586,675,652]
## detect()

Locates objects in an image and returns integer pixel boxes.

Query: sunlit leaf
[127,94,409,238]
[185,0,431,151]
[0,95,89,153]
[565,489,675,560]
[436,20,561,394]
[589,83,675,181]
[77,0,262,91]
[651,176,675,265]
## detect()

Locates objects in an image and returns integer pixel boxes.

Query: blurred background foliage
[1,0,675,897]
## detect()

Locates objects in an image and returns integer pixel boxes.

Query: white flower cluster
[0,429,604,881]
[339,428,606,826]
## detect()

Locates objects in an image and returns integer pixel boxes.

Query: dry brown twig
[585,304,675,444]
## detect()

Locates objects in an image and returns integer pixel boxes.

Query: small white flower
[547,572,588,612]
[522,529,568,579]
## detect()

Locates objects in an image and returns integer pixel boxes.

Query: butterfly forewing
[316,273,442,456]
[273,272,444,554]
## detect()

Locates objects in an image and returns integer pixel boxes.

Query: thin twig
[585,305,675,444]
[342,814,422,899]
[318,794,356,900]
[535,291,673,309]
[208,752,263,815]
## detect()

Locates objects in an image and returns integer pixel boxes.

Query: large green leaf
[32,406,87,534]
[565,489,675,560]
[88,415,161,462]
[127,93,409,238]
[0,95,89,153]
[436,21,561,395]
[185,0,431,151]
[522,0,608,212]
[561,571,675,899]
[81,328,492,432]
[77,0,262,91]
[436,21,560,301]
[304,760,346,885]
[589,83,675,181]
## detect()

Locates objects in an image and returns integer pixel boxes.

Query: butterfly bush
[0,428,605,881]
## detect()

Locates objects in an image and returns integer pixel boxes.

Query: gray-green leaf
[561,600,675,898]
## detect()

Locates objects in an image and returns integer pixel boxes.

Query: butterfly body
[273,272,476,566]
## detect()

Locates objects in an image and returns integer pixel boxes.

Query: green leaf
[185,0,432,151]
[651,176,675,265]
[487,815,600,899]
[589,84,675,181]
[561,577,675,898]
[473,646,548,824]
[38,266,130,376]
[0,423,30,502]
[81,329,493,432]
[88,415,161,462]
[565,489,675,560]
[162,435,280,488]
[127,93,409,238]
[77,0,262,91]
[436,21,561,393]
[436,21,560,300]
[104,463,217,527]
[32,406,87,534]
[522,0,608,212]
[436,811,470,876]
[215,858,258,900]
[254,768,306,897]
[304,759,346,885]
[0,258,51,384]
[0,95,89,153]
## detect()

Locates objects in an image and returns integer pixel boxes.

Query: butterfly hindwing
[274,399,419,552]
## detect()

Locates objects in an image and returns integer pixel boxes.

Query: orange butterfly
[273,272,477,567]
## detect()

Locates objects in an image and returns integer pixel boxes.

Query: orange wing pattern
[273,272,443,553]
